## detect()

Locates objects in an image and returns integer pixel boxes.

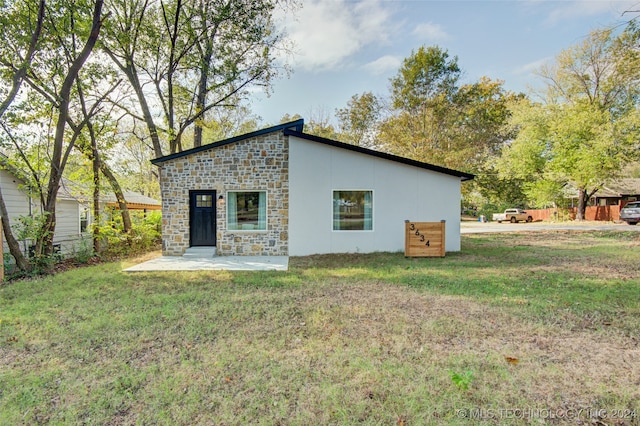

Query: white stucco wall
[288,135,463,256]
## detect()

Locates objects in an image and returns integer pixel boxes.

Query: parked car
[620,201,640,225]
[492,208,533,223]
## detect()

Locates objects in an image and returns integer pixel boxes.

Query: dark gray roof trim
[150,118,473,181]
[151,119,304,165]
[284,129,475,181]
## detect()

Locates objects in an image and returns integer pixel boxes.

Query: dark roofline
[283,129,475,181]
[151,119,305,165]
[150,118,473,181]
[0,154,30,185]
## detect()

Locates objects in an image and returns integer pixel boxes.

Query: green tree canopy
[378,46,517,175]
[389,45,460,112]
[335,92,382,148]
[498,24,640,218]
[101,0,294,157]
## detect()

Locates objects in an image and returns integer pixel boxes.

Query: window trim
[331,189,374,232]
[226,190,268,232]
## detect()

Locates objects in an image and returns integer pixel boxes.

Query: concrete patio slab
[124,255,289,272]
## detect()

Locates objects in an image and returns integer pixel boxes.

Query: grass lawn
[1,231,639,425]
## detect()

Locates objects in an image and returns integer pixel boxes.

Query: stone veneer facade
[158,132,289,256]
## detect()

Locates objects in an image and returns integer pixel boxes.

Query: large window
[333,190,373,231]
[227,191,267,231]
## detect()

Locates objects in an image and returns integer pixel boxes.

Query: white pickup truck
[492,208,533,223]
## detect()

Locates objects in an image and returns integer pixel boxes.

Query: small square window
[333,190,373,231]
[196,195,213,208]
[227,191,267,231]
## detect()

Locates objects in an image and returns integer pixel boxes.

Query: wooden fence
[525,205,622,222]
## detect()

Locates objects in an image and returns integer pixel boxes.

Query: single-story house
[151,119,474,257]
[591,179,640,206]
[0,167,91,256]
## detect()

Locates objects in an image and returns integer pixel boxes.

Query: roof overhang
[151,119,304,165]
[149,118,474,182]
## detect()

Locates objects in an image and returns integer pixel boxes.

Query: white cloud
[412,22,449,41]
[277,0,395,71]
[363,55,402,76]
[514,56,553,75]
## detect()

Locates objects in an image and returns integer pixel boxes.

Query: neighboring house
[152,119,474,257]
[591,179,640,206]
[523,179,640,222]
[102,191,162,212]
[0,164,161,259]
[0,168,91,257]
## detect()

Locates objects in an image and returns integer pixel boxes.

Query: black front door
[190,190,217,246]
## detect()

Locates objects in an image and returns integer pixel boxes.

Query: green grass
[1,231,639,425]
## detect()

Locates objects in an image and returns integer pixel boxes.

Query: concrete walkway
[124,255,289,272]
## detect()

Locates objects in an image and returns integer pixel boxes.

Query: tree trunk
[193,43,213,148]
[38,0,104,257]
[74,141,133,235]
[193,19,218,148]
[119,58,164,159]
[576,188,587,221]
[162,0,183,154]
[92,140,101,253]
[100,162,132,233]
[0,187,32,272]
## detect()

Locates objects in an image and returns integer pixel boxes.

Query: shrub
[98,211,161,258]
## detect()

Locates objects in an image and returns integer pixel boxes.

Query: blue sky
[250,0,637,126]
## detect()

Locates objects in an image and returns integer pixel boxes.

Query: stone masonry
[158,131,289,256]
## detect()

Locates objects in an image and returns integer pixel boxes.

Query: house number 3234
[409,223,430,246]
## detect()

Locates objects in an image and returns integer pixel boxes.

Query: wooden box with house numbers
[404,220,446,257]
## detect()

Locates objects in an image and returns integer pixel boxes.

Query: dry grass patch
[504,231,640,279]
[297,282,639,418]
[1,231,639,424]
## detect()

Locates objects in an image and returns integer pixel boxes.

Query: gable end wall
[158,132,289,256]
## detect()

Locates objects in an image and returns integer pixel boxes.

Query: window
[196,194,213,207]
[80,208,89,233]
[227,191,267,231]
[333,190,373,231]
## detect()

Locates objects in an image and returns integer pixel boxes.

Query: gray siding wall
[1,169,89,258]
